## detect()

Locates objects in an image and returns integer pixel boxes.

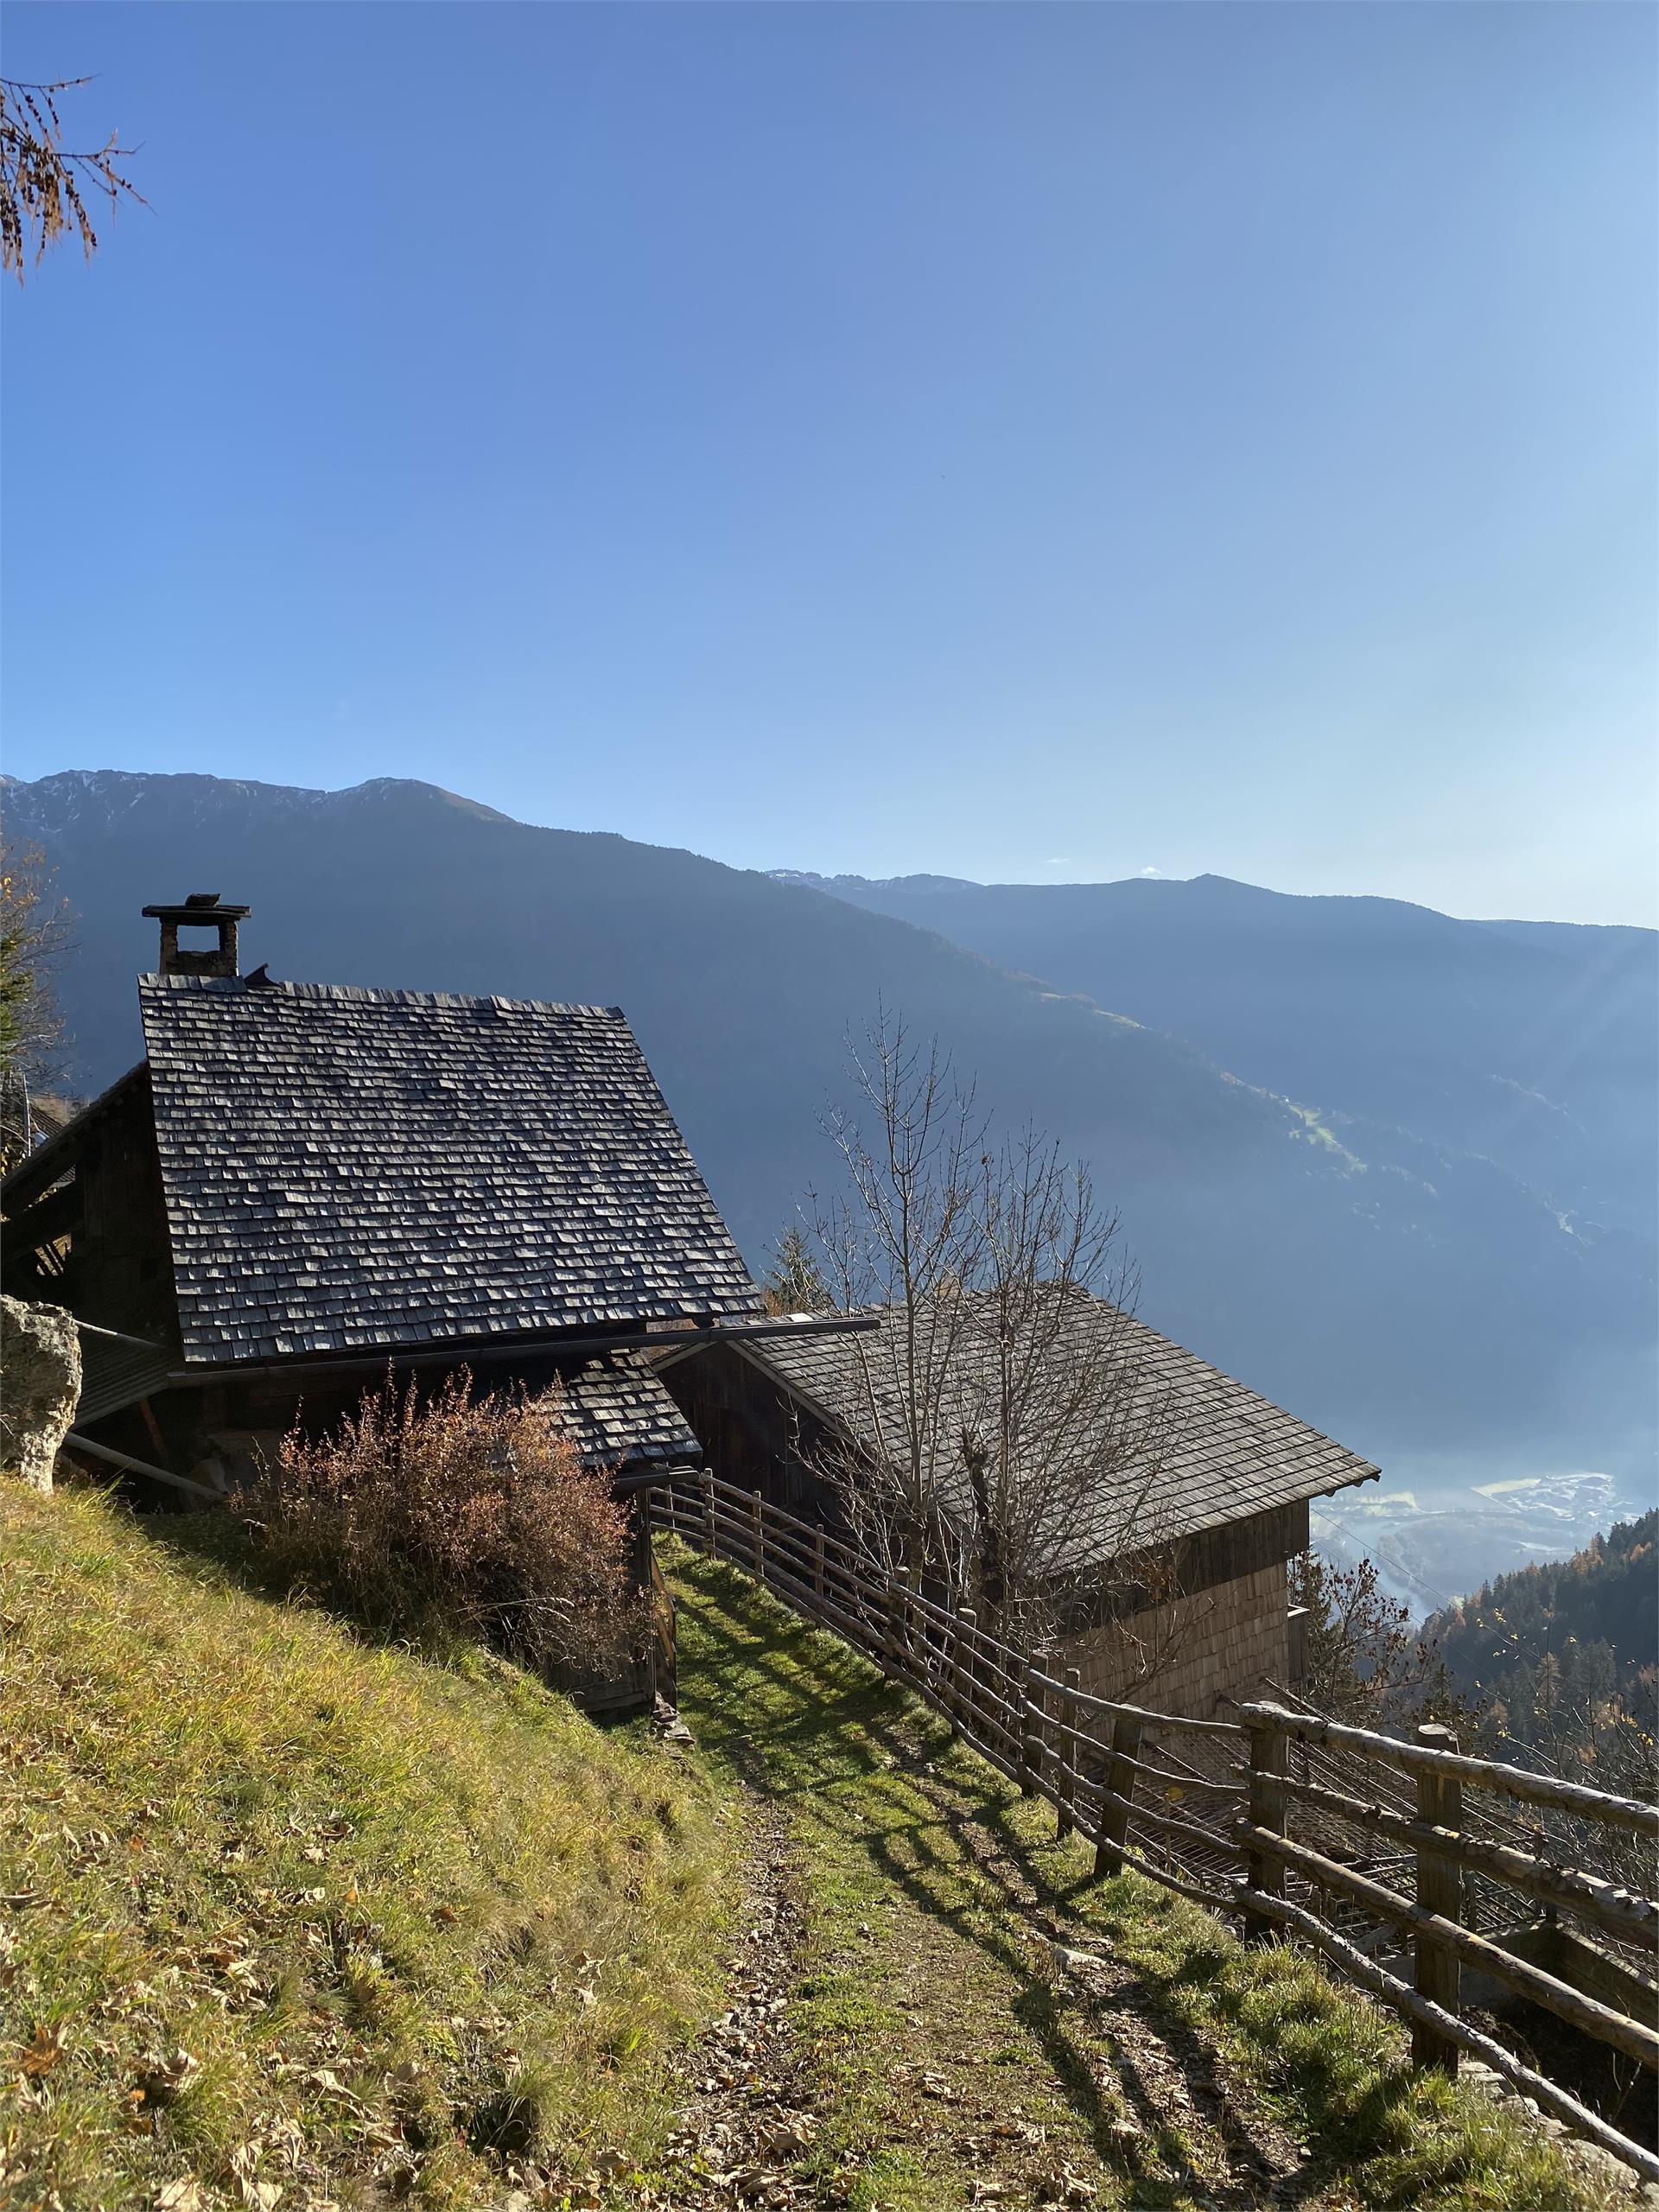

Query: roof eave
[156,1308,853,1389]
[1,1061,149,1215]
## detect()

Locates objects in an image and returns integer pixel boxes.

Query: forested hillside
[1425,1511,1657,1766]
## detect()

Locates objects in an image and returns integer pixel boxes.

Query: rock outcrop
[1,1295,81,1493]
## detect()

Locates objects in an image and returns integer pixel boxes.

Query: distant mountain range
[772,870,1656,1240]
[5,771,1655,1505]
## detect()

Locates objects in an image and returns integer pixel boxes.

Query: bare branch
[2,73,146,280]
[797,1008,1191,1685]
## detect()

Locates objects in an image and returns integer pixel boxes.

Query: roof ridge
[137,973,625,1019]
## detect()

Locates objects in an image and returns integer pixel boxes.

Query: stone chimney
[142,893,251,978]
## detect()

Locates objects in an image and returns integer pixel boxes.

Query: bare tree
[954,1128,1176,1644]
[802,1007,1188,1669]
[807,1007,989,1591]
[0,842,73,1172]
[2,74,143,280]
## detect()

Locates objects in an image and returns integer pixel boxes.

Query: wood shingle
[138,973,761,1363]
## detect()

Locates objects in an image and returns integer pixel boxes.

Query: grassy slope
[0,1487,1633,2212]
[0,1486,738,2212]
[669,1546,1629,2212]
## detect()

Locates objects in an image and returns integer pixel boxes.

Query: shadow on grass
[671,1549,1529,2209]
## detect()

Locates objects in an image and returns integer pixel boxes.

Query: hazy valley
[9,768,1655,1607]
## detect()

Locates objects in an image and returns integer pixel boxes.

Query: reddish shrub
[243,1370,648,1679]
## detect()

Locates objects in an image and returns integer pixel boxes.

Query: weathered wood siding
[67,1073,179,1345]
[1,1073,177,1344]
[659,1339,842,1522]
[2,1076,185,1469]
[1061,1558,1291,1721]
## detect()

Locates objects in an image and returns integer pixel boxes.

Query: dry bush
[243,1371,648,1680]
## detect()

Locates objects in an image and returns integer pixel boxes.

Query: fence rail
[651,1470,1659,2184]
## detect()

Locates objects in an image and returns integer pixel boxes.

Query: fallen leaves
[20,2022,65,2077]
[154,2183,206,2212]
[132,2046,201,2108]
[658,1806,821,2204]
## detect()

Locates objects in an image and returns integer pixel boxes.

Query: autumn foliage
[244,1371,648,1680]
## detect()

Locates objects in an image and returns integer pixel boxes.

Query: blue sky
[3,3,1654,922]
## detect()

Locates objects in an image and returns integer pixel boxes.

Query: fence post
[883,1575,901,1671]
[1096,1713,1143,1877]
[813,1527,826,1604]
[751,1490,766,1582]
[1022,1662,1045,1798]
[952,1608,976,1738]
[1056,1667,1081,1841]
[1412,1722,1463,2075]
[702,1474,716,1560]
[1015,1654,1036,1794]
[1242,1713,1289,1942]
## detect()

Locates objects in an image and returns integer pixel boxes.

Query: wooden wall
[70,1075,180,1346]
[1061,1559,1291,1721]
[658,1340,842,1524]
[1,1072,179,1349]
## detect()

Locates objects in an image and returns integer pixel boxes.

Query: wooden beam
[60,1432,219,1503]
[1239,1701,1659,1838]
[1412,1721,1462,2073]
[1236,1822,1659,2071]
[1096,1713,1143,1877]
[1284,1773,1659,1950]
[1243,1713,1289,1943]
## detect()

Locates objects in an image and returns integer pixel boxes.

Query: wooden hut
[0,893,851,1708]
[656,1293,1381,1719]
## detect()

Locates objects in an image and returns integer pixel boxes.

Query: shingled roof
[728,1290,1378,1568]
[557,1351,702,1470]
[138,973,760,1364]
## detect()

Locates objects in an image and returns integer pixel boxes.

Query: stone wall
[1060,1559,1289,1721]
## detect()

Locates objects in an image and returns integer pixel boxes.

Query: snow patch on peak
[3,768,520,837]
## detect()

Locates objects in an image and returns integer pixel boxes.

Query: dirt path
[664,1556,1641,2212]
[835,1713,1321,2209]
[650,1799,823,2209]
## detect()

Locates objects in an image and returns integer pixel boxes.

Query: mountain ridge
[770,863,1656,941]
[5,768,1654,1486]
[766,864,1657,1245]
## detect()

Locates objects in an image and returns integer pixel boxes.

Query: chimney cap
[143,895,251,923]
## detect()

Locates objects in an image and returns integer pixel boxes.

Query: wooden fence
[652,1471,1659,2183]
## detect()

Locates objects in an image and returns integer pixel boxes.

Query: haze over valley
[10,767,1654,1607]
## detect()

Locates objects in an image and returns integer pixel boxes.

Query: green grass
[668,1545,1631,2212]
[0,1484,740,2211]
[0,1488,1634,2212]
